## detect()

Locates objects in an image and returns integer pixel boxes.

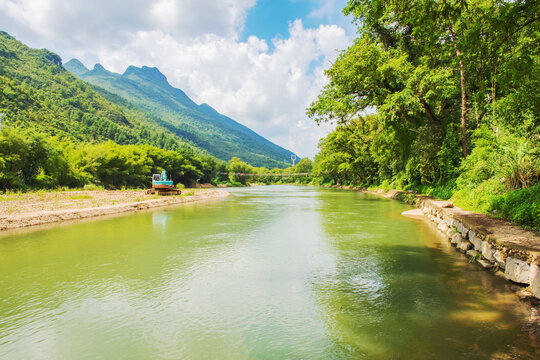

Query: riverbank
[0,189,229,231]
[364,188,540,300]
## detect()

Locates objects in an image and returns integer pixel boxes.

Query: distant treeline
[0,127,312,191]
[0,127,215,190]
[222,157,313,186]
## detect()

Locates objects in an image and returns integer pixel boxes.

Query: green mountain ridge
[65,59,296,168]
[63,58,88,76]
[0,31,191,152]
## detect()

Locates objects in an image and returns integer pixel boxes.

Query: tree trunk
[492,68,497,120]
[450,24,468,157]
[419,95,438,124]
[459,57,467,157]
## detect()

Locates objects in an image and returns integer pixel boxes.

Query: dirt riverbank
[0,189,229,231]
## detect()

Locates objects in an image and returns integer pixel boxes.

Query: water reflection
[314,189,538,359]
[0,186,537,359]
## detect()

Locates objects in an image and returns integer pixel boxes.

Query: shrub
[498,138,539,190]
[489,184,540,231]
[426,181,456,200]
[395,191,417,205]
[453,177,503,213]
[181,190,195,196]
[83,184,104,191]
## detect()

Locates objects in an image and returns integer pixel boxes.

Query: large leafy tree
[309,0,539,160]
[314,115,383,185]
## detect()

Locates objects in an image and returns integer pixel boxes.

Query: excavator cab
[147,171,181,195]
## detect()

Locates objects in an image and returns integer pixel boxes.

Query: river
[0,186,537,359]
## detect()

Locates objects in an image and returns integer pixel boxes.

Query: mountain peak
[85,63,113,76]
[123,65,168,84]
[142,65,166,78]
[199,103,219,116]
[64,58,89,76]
[66,62,295,168]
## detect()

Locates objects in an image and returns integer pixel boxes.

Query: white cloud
[96,20,348,157]
[0,0,255,49]
[0,0,351,158]
[308,0,357,37]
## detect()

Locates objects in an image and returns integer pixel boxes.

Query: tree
[313,115,383,186]
[227,157,253,185]
[0,128,27,191]
[314,0,539,159]
[308,0,539,188]
[295,158,313,173]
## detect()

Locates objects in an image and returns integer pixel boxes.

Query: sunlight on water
[0,186,537,359]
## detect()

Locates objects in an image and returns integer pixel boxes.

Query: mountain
[63,58,88,77]
[0,31,295,169]
[0,31,191,152]
[64,59,295,168]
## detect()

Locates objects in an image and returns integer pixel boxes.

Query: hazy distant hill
[65,59,295,168]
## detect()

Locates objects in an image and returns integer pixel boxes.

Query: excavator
[146,171,182,195]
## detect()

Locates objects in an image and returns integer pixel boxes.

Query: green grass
[468,253,484,263]
[408,181,455,200]
[83,184,105,191]
[69,195,93,200]
[489,184,540,232]
[0,196,23,202]
[451,177,504,213]
[368,178,539,233]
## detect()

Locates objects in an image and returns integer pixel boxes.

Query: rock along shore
[416,196,540,299]
[360,186,540,300]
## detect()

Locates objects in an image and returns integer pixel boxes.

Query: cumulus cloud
[0,0,255,52]
[0,0,350,158]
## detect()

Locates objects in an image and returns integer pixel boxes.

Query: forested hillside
[309,0,539,230]
[64,59,296,168]
[0,31,303,190]
[0,32,187,151]
[0,31,225,189]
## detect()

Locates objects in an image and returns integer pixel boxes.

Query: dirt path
[0,189,229,231]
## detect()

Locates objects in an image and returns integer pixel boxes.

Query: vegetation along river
[0,186,537,359]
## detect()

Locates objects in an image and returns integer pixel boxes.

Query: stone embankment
[418,197,540,300]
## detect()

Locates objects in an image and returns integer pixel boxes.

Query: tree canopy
[308,0,539,230]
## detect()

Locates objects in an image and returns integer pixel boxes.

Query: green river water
[0,186,537,359]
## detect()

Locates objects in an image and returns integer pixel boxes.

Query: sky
[0,0,356,158]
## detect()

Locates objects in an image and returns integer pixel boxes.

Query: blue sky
[242,0,353,44]
[242,0,313,41]
[0,0,355,158]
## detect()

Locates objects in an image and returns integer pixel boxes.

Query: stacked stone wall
[418,198,540,299]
